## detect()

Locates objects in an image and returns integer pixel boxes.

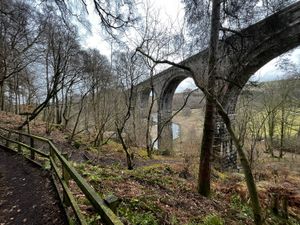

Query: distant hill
[150,89,205,111]
[149,78,300,112]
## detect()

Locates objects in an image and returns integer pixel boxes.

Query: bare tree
[0,0,44,110]
[81,49,115,147]
[18,17,81,129]
[112,50,144,169]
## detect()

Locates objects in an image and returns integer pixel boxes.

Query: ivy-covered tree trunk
[197,0,220,196]
[217,106,262,225]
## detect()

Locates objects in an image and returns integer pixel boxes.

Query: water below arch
[151,113,181,149]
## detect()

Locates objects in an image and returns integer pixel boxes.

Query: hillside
[0,111,299,224]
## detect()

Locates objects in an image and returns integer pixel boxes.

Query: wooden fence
[0,127,124,225]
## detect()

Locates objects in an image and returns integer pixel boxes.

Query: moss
[128,165,176,188]
[74,163,124,183]
[106,140,124,153]
[138,164,174,175]
[86,214,101,225]
[77,196,91,206]
[137,148,149,159]
[200,214,224,225]
[118,199,160,225]
[42,161,51,170]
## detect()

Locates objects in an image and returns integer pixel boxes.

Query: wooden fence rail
[0,127,124,225]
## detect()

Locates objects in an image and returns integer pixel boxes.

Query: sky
[80,0,185,56]
[80,0,300,93]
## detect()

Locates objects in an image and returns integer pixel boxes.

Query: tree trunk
[198,100,216,195]
[18,89,57,129]
[146,81,155,158]
[70,96,85,142]
[197,0,220,196]
[279,106,285,158]
[117,126,134,170]
[55,92,62,124]
[0,83,5,111]
[268,112,275,156]
[217,108,262,225]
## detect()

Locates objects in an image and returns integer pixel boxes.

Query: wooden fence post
[30,137,35,160]
[62,153,71,207]
[5,131,11,147]
[271,193,279,215]
[49,143,54,170]
[282,195,289,219]
[104,195,121,213]
[18,133,22,153]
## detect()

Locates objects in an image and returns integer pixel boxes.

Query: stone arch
[205,2,300,169]
[222,2,300,110]
[133,1,300,166]
[157,73,190,153]
[134,86,160,147]
[135,85,159,116]
[216,3,300,168]
[139,88,152,109]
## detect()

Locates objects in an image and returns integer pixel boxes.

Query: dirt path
[0,148,67,225]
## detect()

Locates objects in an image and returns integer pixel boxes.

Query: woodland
[0,0,300,225]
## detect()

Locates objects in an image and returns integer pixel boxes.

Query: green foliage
[118,201,159,225]
[185,222,198,225]
[170,214,180,225]
[86,214,101,225]
[230,194,253,219]
[42,160,51,170]
[264,209,300,225]
[129,164,175,188]
[10,143,18,150]
[73,163,124,183]
[77,196,91,206]
[106,140,124,153]
[73,162,236,225]
[73,140,81,149]
[200,214,224,225]
[137,147,149,159]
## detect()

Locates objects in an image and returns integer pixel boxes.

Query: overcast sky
[80,0,300,93]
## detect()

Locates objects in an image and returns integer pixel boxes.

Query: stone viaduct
[133,1,300,168]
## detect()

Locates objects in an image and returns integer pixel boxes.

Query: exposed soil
[0,148,67,225]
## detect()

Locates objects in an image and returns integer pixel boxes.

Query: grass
[200,214,224,225]
[118,200,159,225]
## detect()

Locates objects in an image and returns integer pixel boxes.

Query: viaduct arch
[134,1,300,168]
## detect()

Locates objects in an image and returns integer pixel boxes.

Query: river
[151,113,180,148]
